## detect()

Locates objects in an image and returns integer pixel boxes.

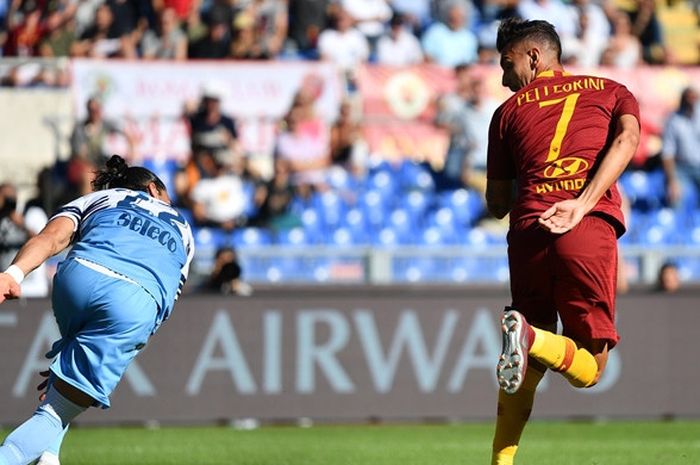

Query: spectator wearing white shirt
[569,0,611,67]
[342,0,392,51]
[190,150,248,231]
[318,8,370,73]
[517,0,580,61]
[376,14,423,66]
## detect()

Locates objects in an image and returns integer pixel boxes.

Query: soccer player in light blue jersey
[0,155,195,465]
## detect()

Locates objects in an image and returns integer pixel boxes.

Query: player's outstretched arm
[539,114,640,234]
[0,216,75,304]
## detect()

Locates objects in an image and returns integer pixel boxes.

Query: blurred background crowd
[0,0,699,296]
[0,0,698,79]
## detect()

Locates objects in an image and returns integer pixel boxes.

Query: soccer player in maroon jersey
[485,19,640,465]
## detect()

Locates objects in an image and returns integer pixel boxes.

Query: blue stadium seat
[299,208,323,242]
[420,226,449,246]
[191,226,228,273]
[619,170,665,211]
[360,190,389,231]
[428,207,459,241]
[368,170,398,203]
[276,227,309,245]
[142,158,179,200]
[401,190,431,226]
[438,188,484,226]
[330,227,355,247]
[676,257,700,282]
[232,227,272,247]
[388,208,417,244]
[241,180,259,218]
[373,227,400,247]
[397,160,435,192]
[343,208,369,244]
[314,190,347,229]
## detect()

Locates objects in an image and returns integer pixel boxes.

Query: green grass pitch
[4,421,700,464]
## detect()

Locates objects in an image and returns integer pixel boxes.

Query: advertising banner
[70,60,344,161]
[0,290,697,425]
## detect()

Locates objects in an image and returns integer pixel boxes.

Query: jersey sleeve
[487,105,516,180]
[50,191,110,232]
[611,84,641,124]
[176,224,195,301]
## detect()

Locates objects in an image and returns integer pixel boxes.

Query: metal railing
[227,245,700,286]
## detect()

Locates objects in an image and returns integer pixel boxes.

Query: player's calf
[497,308,602,393]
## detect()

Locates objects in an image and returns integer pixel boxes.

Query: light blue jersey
[52,188,195,329]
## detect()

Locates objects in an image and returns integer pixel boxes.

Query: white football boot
[496,308,532,394]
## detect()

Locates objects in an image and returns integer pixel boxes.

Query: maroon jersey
[487,70,640,236]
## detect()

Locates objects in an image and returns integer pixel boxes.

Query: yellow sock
[491,367,544,465]
[529,327,599,388]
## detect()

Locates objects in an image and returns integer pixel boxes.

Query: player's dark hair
[496,18,562,62]
[92,155,167,193]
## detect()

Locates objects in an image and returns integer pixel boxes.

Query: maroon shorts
[507,215,620,349]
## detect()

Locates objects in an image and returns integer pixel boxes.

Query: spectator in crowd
[4,7,45,56]
[189,149,248,230]
[434,64,478,188]
[155,0,200,23]
[251,158,302,231]
[390,0,432,34]
[421,1,478,67]
[230,2,289,61]
[186,83,242,167]
[516,0,580,61]
[70,97,132,169]
[600,10,642,68]
[376,13,424,66]
[39,9,77,57]
[287,0,330,58]
[276,101,331,195]
[230,10,261,59]
[461,72,499,193]
[245,0,289,59]
[569,0,611,67]
[176,147,218,208]
[627,0,669,64]
[661,86,700,208]
[318,7,370,75]
[341,0,392,52]
[140,7,187,60]
[73,0,104,38]
[184,0,208,43]
[71,3,136,58]
[187,8,231,59]
[206,246,253,296]
[330,99,368,176]
[107,0,147,40]
[0,183,49,298]
[656,261,681,293]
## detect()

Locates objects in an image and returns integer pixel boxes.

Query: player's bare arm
[0,216,75,304]
[538,113,640,234]
[486,179,515,219]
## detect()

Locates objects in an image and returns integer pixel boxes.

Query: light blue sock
[44,425,69,456]
[0,390,84,465]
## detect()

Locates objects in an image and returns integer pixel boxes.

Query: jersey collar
[535,69,571,80]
